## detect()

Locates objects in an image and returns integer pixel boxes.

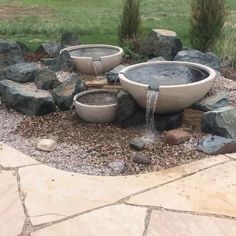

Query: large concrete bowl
[61,44,123,75]
[119,61,216,113]
[73,89,118,123]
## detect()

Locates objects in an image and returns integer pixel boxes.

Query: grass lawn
[0,0,235,51]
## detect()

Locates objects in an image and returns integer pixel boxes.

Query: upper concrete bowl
[119,61,216,114]
[61,44,123,75]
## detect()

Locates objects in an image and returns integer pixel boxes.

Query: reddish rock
[165,129,191,145]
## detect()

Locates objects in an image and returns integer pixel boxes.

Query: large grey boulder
[174,49,220,71]
[192,93,230,111]
[61,32,80,48]
[36,42,61,57]
[105,65,126,84]
[52,74,85,110]
[140,29,183,60]
[0,39,24,69]
[198,135,236,155]
[4,62,38,83]
[0,80,55,115]
[202,106,236,139]
[34,67,60,90]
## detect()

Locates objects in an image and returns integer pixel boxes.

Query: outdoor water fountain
[119,61,216,114]
[60,44,123,75]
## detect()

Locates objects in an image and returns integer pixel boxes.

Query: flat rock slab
[192,93,229,111]
[202,106,236,139]
[0,171,25,236]
[4,62,38,83]
[32,205,146,236]
[147,210,236,236]
[0,80,55,115]
[128,161,236,217]
[198,135,236,155]
[17,155,228,225]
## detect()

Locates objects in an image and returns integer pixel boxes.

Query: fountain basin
[61,44,123,75]
[119,61,216,113]
[73,89,118,123]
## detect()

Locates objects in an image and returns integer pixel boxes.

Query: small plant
[190,0,228,52]
[118,0,142,44]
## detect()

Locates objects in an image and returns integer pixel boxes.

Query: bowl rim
[60,44,123,60]
[119,61,216,89]
[73,89,118,108]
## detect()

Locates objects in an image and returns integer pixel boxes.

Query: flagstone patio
[0,142,236,236]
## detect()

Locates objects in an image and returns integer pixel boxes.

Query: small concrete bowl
[73,89,118,123]
[119,61,216,114]
[61,44,123,75]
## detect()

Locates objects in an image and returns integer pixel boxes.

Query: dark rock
[40,58,55,66]
[147,56,166,62]
[108,159,125,173]
[4,62,38,83]
[16,42,31,54]
[174,49,220,71]
[129,137,145,151]
[36,42,61,57]
[198,135,236,155]
[133,153,152,165]
[0,80,55,115]
[155,112,182,131]
[192,93,229,111]
[0,70,5,81]
[52,74,85,110]
[105,65,126,84]
[202,106,236,139]
[0,39,24,69]
[61,32,80,48]
[34,67,60,90]
[117,90,145,127]
[48,50,74,72]
[140,29,183,60]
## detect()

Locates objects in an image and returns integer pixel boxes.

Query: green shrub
[118,0,142,44]
[190,0,228,52]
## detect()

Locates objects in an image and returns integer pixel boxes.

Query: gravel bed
[0,76,235,176]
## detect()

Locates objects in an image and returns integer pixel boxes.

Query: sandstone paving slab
[18,155,229,225]
[147,210,236,236]
[0,143,39,168]
[0,170,25,236]
[31,204,146,236]
[128,161,236,217]
[227,153,236,160]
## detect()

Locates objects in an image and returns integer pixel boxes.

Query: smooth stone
[4,62,38,83]
[174,49,220,71]
[129,137,145,151]
[34,67,60,90]
[52,73,85,110]
[202,106,236,139]
[192,93,230,111]
[32,205,146,236]
[17,155,228,225]
[147,210,236,236]
[165,129,191,145]
[105,64,126,83]
[147,56,166,62]
[133,153,152,165]
[198,135,236,155]
[37,139,58,152]
[0,171,25,236]
[140,29,183,60]
[0,80,56,115]
[128,161,236,217]
[108,159,125,173]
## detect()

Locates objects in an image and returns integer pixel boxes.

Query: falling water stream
[141,89,159,144]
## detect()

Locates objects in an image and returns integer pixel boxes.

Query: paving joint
[143,208,152,236]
